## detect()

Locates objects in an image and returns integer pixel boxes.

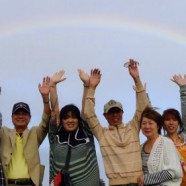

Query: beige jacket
[0,112,50,186]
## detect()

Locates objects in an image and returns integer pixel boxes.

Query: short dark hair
[59,104,81,124]
[162,108,183,134]
[140,107,162,134]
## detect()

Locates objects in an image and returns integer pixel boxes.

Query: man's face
[12,109,31,132]
[104,107,123,126]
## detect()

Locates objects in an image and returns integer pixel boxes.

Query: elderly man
[0,77,51,186]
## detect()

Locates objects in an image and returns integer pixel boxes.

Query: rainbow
[0,17,186,46]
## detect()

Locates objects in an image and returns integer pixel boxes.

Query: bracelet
[43,101,49,104]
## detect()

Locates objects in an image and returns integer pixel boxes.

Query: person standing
[48,70,101,186]
[84,59,149,186]
[162,74,186,186]
[0,77,51,186]
[138,107,182,186]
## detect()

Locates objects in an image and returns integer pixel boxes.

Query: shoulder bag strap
[64,145,71,170]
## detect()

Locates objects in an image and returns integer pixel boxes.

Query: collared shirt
[0,160,5,186]
[7,133,30,179]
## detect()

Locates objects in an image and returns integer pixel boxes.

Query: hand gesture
[137,175,144,186]
[78,69,89,87]
[50,70,66,86]
[38,76,50,96]
[89,68,101,89]
[127,59,140,82]
[171,74,186,86]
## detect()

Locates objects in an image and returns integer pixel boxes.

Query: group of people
[0,59,185,186]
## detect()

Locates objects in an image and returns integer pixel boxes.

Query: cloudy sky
[0,1,186,185]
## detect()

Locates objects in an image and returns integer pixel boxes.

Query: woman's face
[62,111,79,132]
[141,117,159,139]
[163,115,179,135]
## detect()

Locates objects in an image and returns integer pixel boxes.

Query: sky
[0,1,186,185]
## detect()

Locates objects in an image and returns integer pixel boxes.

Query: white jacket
[144,135,182,186]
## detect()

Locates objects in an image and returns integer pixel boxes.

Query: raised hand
[127,59,140,82]
[89,68,101,89]
[38,76,51,114]
[38,76,50,96]
[78,69,89,87]
[50,70,66,86]
[171,74,186,86]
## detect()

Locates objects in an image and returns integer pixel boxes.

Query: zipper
[116,126,122,142]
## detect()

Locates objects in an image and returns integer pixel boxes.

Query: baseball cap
[12,102,31,116]
[104,99,123,114]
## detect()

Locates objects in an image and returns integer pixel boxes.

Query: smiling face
[12,109,31,133]
[62,111,79,132]
[140,107,162,138]
[104,107,123,126]
[141,117,159,139]
[162,109,182,136]
[163,115,179,135]
[60,104,80,133]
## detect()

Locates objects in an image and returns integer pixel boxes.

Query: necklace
[169,135,185,146]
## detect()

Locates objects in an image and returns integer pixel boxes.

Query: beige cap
[104,99,123,114]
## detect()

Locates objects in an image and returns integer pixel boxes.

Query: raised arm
[128,59,140,84]
[49,70,66,125]
[84,68,103,140]
[172,74,186,131]
[127,59,150,130]
[37,76,51,143]
[38,76,51,116]
[78,69,90,119]
[89,68,101,89]
[171,74,186,86]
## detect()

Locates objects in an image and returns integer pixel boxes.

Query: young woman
[162,74,186,186]
[48,69,101,186]
[138,107,182,186]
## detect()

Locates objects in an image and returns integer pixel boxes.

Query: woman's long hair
[162,108,183,135]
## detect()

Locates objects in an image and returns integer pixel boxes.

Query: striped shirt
[48,118,101,186]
